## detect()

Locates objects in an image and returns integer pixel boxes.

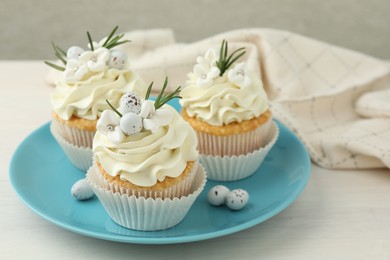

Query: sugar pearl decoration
[119,112,143,135]
[108,50,127,69]
[207,185,230,206]
[67,46,85,60]
[225,189,249,211]
[119,93,142,114]
[71,179,94,201]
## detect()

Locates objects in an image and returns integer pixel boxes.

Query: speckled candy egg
[67,46,85,60]
[225,189,249,210]
[71,179,94,201]
[207,185,230,206]
[108,50,127,69]
[119,93,142,114]
[119,112,143,135]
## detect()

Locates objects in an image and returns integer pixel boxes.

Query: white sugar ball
[207,185,230,206]
[119,93,142,115]
[108,50,127,69]
[225,189,249,211]
[67,46,84,60]
[71,179,94,201]
[120,112,143,135]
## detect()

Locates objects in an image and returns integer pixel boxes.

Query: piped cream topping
[51,68,145,120]
[180,70,269,126]
[93,105,198,187]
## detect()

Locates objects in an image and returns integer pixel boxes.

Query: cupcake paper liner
[50,122,93,171]
[86,163,207,231]
[99,160,200,200]
[200,121,279,181]
[195,118,272,156]
[51,117,95,148]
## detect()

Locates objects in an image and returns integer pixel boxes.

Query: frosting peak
[51,68,145,120]
[93,105,198,187]
[180,68,269,126]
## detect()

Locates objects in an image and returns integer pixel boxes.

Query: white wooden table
[1,61,389,260]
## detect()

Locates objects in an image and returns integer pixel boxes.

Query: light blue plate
[10,100,310,244]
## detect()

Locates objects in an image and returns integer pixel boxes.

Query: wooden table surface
[1,61,389,260]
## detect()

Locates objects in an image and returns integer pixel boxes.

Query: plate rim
[9,120,311,244]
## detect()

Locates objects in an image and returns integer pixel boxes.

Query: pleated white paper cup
[50,122,93,171]
[86,163,207,231]
[195,118,272,156]
[98,160,200,200]
[51,117,95,148]
[200,121,279,181]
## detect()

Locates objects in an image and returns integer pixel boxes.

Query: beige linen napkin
[48,28,390,169]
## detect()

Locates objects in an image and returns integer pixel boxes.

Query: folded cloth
[48,28,390,169]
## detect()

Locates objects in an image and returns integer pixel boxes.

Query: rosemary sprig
[106,99,123,117]
[102,26,119,46]
[44,61,65,71]
[215,39,246,76]
[45,26,130,71]
[145,81,153,100]
[87,31,94,51]
[44,42,67,71]
[146,77,182,110]
[101,26,131,49]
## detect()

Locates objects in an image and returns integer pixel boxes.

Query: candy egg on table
[207,185,230,206]
[225,189,249,210]
[71,179,94,201]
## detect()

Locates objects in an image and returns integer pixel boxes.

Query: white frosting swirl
[93,105,198,187]
[180,70,269,126]
[51,68,145,120]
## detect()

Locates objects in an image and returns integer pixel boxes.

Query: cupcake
[180,40,279,181]
[46,26,145,171]
[86,79,206,231]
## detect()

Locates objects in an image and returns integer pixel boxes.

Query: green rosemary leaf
[87,31,94,51]
[157,87,182,109]
[145,81,153,100]
[54,51,67,65]
[51,42,66,60]
[44,61,65,71]
[154,77,168,107]
[225,47,245,66]
[226,50,246,69]
[219,40,225,63]
[149,79,181,110]
[102,26,119,47]
[105,34,122,46]
[56,45,67,57]
[106,99,122,117]
[215,39,246,76]
[224,40,228,61]
[105,40,131,49]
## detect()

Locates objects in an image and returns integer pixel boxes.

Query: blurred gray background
[1,0,389,60]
